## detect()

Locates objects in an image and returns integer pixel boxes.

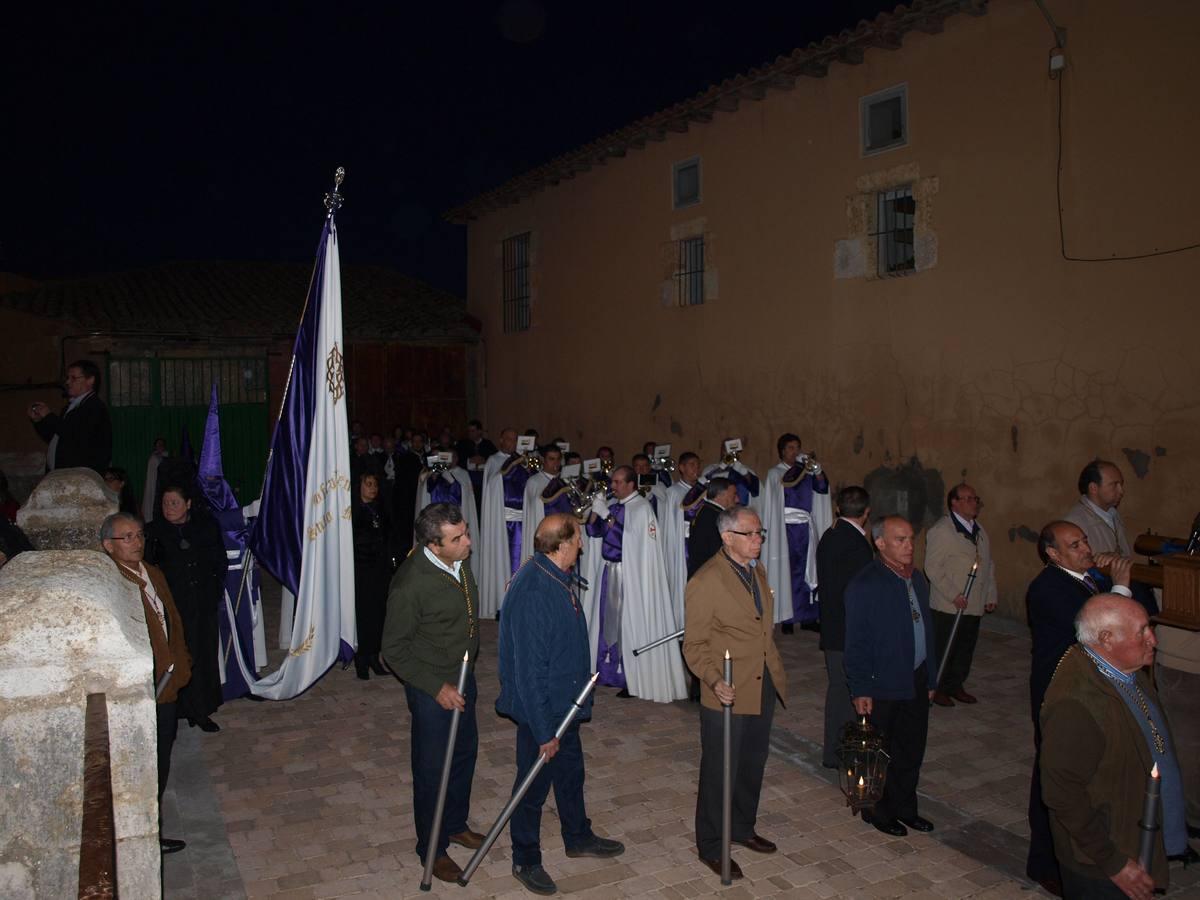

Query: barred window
[160,358,268,407]
[108,359,153,407]
[874,186,915,276]
[675,236,705,306]
[502,232,531,333]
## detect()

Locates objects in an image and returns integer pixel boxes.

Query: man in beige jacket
[683,504,787,882]
[925,483,996,707]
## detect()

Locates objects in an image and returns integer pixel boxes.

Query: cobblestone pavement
[164,591,1200,899]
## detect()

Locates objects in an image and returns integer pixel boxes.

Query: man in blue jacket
[845,515,937,837]
[497,513,625,895]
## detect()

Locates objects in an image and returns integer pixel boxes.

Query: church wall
[462,0,1200,618]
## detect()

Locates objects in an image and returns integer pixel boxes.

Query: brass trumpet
[721,448,741,466]
[655,454,677,474]
[797,453,820,476]
[520,453,543,473]
[599,457,614,476]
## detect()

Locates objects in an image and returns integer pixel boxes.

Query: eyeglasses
[729,529,767,540]
[110,531,145,542]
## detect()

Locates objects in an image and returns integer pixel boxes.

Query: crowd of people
[16,362,1200,896]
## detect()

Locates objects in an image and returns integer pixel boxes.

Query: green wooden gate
[107,357,270,508]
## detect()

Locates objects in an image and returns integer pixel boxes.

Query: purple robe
[429,473,462,506]
[780,466,829,625]
[541,477,575,517]
[502,456,531,577]
[586,502,627,688]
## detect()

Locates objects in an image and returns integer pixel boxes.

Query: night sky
[4,1,895,296]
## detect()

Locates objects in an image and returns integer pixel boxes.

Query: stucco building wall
[462,0,1200,616]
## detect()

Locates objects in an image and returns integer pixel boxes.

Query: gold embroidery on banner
[289,624,316,656]
[325,342,345,404]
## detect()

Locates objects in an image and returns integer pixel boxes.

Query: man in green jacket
[382,502,484,883]
[1041,594,1187,899]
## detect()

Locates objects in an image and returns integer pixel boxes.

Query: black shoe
[1188,823,1200,840]
[780,623,795,635]
[564,835,625,858]
[196,717,220,733]
[355,666,369,681]
[800,621,821,633]
[512,864,557,895]
[616,688,631,699]
[159,837,186,854]
[898,815,934,833]
[369,656,387,676]
[861,810,907,836]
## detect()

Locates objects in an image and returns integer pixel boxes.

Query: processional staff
[935,560,977,689]
[420,651,470,892]
[721,649,733,886]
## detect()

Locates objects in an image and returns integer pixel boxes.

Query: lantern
[836,716,889,814]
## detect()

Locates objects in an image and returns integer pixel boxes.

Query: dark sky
[3,1,894,295]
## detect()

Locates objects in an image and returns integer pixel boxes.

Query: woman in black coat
[352,471,394,680]
[146,484,228,731]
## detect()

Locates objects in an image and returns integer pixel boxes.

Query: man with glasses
[28,358,112,475]
[100,512,192,854]
[925,483,997,707]
[381,502,484,883]
[683,505,787,881]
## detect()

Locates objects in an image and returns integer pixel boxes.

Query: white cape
[519,470,553,563]
[760,461,833,623]
[661,480,693,626]
[584,494,688,703]
[477,450,514,617]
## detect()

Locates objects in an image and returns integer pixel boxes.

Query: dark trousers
[822,650,855,768]
[156,701,178,804]
[870,666,929,822]
[1027,716,1061,883]
[509,722,593,867]
[931,610,981,694]
[1060,866,1127,898]
[406,673,478,863]
[695,667,776,859]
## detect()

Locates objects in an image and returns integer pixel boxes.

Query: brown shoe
[699,855,743,880]
[448,829,486,850]
[431,855,462,883]
[951,689,978,704]
[732,834,776,854]
[931,691,955,707]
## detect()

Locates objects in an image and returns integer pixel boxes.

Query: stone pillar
[16,467,117,551]
[0,551,160,899]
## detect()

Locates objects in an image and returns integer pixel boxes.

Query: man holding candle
[844,515,937,837]
[381,502,484,883]
[684,504,787,881]
[1040,594,1188,898]
[497,513,625,896]
[925,483,997,707]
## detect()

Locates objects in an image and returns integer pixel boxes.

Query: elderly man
[583,465,688,702]
[1041,595,1190,899]
[497,514,625,895]
[1025,520,1135,892]
[761,432,831,635]
[926,483,997,707]
[101,512,192,854]
[845,516,936,837]
[479,427,530,617]
[381,503,484,883]
[815,485,873,769]
[683,504,786,881]
[28,358,112,475]
[687,477,738,579]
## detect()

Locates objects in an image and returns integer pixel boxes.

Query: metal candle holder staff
[631,628,684,657]
[457,673,600,887]
[420,651,470,892]
[721,649,733,886]
[935,560,978,688]
[154,663,175,700]
[1137,762,1161,870]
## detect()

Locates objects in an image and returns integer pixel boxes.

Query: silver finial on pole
[324,167,346,214]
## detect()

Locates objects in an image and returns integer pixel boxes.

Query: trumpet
[520,453,543,473]
[655,454,677,474]
[599,457,614,476]
[797,453,821,476]
[427,457,448,476]
[569,478,606,521]
[721,447,741,466]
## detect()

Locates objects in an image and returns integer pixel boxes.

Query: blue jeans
[405,673,478,863]
[509,722,593,866]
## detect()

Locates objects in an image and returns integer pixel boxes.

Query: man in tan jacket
[101,511,192,855]
[683,504,786,882]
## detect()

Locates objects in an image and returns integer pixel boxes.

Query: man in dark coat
[28,359,112,475]
[496,513,624,895]
[815,485,873,768]
[686,478,738,579]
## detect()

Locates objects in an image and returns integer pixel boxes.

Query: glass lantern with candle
[835,716,890,814]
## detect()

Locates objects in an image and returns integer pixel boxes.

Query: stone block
[0,550,159,899]
[16,468,117,551]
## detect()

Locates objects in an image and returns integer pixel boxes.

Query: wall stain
[863,457,944,534]
[669,418,683,437]
[1011,424,1019,453]
[1122,447,1151,479]
[1155,446,1167,457]
[853,429,864,454]
[1008,525,1039,543]
[651,393,662,412]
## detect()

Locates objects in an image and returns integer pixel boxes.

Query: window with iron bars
[675,235,705,306]
[502,232,531,333]
[873,186,916,276]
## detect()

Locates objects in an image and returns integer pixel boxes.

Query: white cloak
[760,461,833,624]
[477,450,516,617]
[661,480,694,626]
[519,470,553,563]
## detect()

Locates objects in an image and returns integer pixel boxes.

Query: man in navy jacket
[497,513,624,895]
[844,515,937,837]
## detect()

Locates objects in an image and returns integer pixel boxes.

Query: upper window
[673,157,701,209]
[502,232,531,333]
[861,84,908,156]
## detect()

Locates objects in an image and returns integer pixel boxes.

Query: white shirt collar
[618,492,637,505]
[838,516,867,536]
[423,546,463,579]
[951,511,977,534]
[1055,564,1088,582]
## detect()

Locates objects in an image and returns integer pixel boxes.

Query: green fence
[107,357,270,509]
